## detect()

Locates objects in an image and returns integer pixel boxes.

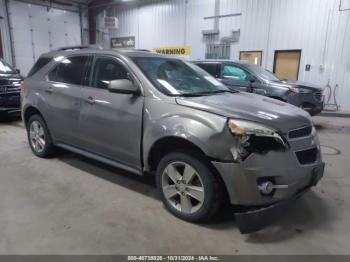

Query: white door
[8,0,82,76]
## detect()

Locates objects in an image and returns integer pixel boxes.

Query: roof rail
[134,49,152,52]
[56,45,103,51]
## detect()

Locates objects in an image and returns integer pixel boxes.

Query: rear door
[79,55,144,169]
[45,55,90,145]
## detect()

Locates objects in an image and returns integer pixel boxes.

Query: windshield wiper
[178,90,237,97]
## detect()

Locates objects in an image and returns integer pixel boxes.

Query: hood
[281,80,323,91]
[176,92,312,134]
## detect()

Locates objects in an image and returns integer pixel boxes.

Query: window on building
[239,51,262,66]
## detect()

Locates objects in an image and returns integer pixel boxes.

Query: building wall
[96,0,350,111]
[0,0,13,63]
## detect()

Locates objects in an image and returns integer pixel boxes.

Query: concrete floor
[0,116,349,255]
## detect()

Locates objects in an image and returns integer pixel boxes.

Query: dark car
[0,58,22,117]
[194,61,324,116]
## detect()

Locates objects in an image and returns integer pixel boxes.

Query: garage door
[8,0,82,75]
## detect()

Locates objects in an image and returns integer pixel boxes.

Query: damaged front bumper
[235,162,324,234]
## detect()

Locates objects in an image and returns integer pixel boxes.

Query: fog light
[258,181,274,195]
[258,181,289,196]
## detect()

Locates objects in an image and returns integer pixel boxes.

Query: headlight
[228,119,279,137]
[289,87,299,93]
[228,119,288,161]
[298,88,313,94]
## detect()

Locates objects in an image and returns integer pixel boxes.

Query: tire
[156,150,223,222]
[27,114,56,158]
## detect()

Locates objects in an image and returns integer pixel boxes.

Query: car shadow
[58,152,330,241]
[58,152,159,200]
[0,115,22,123]
[243,191,330,242]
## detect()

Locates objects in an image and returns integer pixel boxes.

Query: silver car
[21,47,324,233]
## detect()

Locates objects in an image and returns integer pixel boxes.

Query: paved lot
[0,116,349,254]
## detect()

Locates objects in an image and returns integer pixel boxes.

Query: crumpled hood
[176,92,312,134]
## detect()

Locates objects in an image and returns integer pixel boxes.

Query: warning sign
[153,46,191,56]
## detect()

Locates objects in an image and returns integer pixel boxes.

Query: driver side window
[91,57,131,89]
[221,65,249,81]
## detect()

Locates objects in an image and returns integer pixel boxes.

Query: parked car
[194,61,324,116]
[21,48,324,233]
[0,58,22,117]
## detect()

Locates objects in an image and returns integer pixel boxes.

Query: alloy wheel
[161,161,205,214]
[29,120,46,153]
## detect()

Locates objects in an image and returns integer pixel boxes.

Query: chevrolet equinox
[21,47,324,233]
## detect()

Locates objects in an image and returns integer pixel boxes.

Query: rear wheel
[27,115,56,158]
[156,151,223,222]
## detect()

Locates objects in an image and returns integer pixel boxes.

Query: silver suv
[21,47,324,233]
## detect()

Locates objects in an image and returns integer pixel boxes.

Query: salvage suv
[21,47,324,233]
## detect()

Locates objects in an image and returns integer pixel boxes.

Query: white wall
[97,0,350,111]
[4,0,83,75]
[0,0,13,63]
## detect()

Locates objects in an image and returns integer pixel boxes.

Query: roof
[192,60,251,65]
[40,46,172,60]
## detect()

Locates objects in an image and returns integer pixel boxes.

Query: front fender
[142,98,236,170]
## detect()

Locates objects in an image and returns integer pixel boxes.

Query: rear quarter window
[196,63,218,77]
[27,57,52,77]
[48,56,89,85]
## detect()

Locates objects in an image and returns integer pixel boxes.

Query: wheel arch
[23,106,43,126]
[146,136,208,173]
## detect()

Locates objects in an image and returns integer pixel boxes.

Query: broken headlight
[228,119,288,161]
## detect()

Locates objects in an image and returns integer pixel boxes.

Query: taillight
[20,80,25,94]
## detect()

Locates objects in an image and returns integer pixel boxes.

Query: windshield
[0,59,16,74]
[246,64,280,82]
[132,57,231,96]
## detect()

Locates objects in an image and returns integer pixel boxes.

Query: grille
[314,91,322,101]
[295,147,318,165]
[0,79,10,85]
[288,126,312,139]
[0,85,20,94]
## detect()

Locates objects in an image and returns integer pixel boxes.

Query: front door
[79,55,144,169]
[220,63,251,92]
[273,50,301,81]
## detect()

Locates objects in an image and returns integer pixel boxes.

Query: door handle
[85,96,95,105]
[45,86,53,94]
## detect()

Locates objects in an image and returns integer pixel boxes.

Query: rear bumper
[234,163,324,233]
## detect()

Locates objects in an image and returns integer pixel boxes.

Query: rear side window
[48,56,88,85]
[27,57,52,77]
[196,63,218,77]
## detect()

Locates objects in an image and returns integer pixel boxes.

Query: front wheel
[156,151,223,222]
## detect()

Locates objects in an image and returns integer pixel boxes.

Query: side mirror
[108,79,139,95]
[247,75,256,83]
[16,69,21,74]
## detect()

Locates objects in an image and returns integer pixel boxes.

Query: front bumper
[235,163,324,233]
[212,130,324,233]
[0,93,21,116]
[286,92,324,115]
[0,107,21,116]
